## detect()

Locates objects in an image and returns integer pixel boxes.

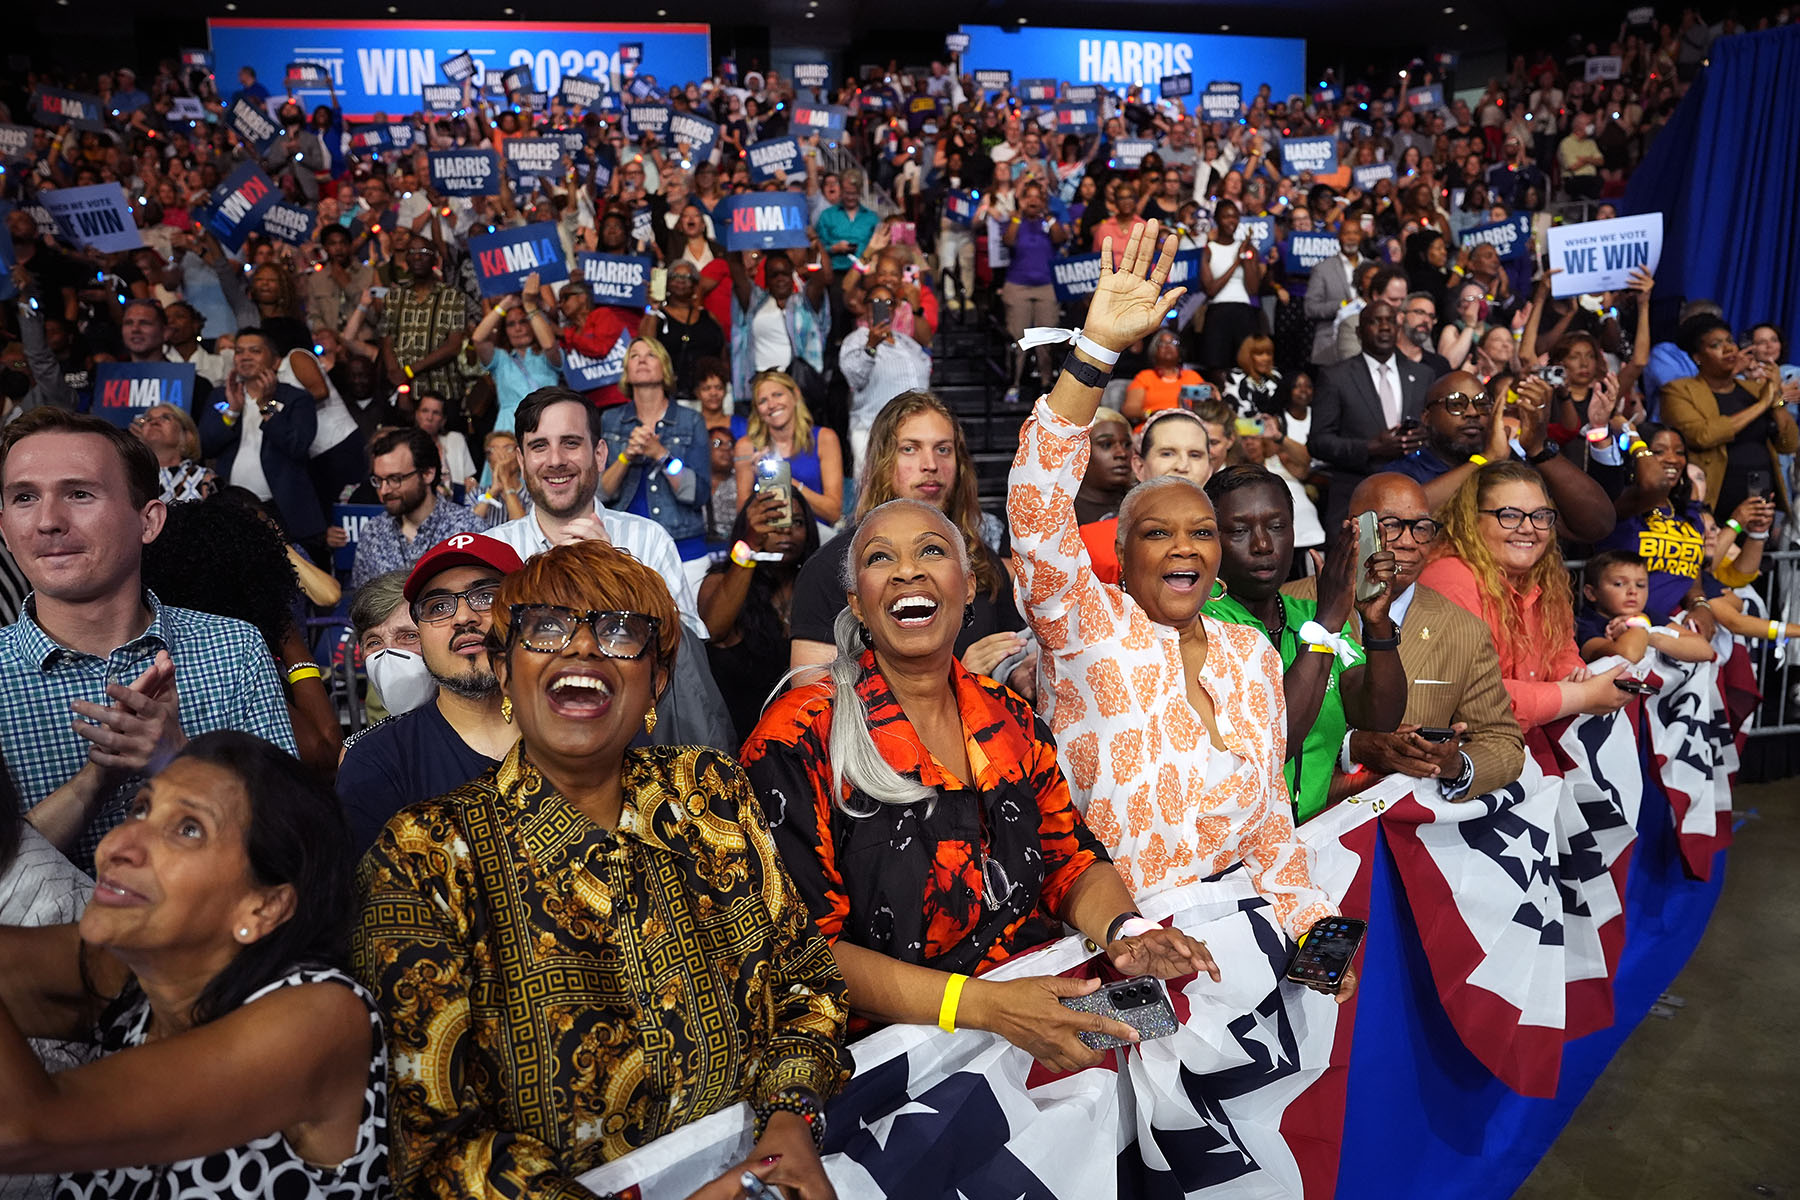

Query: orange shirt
[1129,367,1205,417]
[1417,554,1584,730]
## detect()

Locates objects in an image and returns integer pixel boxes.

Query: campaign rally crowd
[0,8,1794,1198]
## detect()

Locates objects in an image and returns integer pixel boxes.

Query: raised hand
[1083,219,1188,354]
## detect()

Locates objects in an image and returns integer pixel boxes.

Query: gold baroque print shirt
[353,742,851,1200]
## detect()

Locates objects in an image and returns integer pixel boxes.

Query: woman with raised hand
[0,733,387,1198]
[741,499,1215,1072]
[1006,219,1350,989]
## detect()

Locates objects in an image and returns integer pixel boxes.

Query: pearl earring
[238,927,251,940]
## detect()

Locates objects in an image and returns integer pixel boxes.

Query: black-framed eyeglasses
[1430,390,1494,417]
[370,468,422,491]
[1479,506,1558,530]
[1378,516,1442,544]
[508,604,661,659]
[413,584,500,625]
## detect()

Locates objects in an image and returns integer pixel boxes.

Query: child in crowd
[1576,550,1715,665]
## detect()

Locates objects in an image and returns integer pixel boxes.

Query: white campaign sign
[1545,213,1662,298]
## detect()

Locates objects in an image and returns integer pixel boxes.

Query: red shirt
[562,305,636,408]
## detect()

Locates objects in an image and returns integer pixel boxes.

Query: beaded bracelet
[752,1086,827,1152]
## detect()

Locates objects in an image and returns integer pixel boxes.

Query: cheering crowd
[1,11,1797,1198]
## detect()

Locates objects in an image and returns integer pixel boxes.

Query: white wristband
[1116,916,1159,940]
[1074,331,1121,366]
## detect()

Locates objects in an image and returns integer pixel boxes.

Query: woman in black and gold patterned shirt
[353,540,850,1200]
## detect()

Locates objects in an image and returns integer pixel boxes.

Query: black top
[651,305,726,395]
[789,524,1025,653]
[336,701,502,851]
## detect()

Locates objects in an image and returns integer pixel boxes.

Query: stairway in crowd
[928,307,1038,512]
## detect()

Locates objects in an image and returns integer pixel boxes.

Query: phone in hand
[1416,727,1458,743]
[1536,365,1566,388]
[369,286,389,299]
[1178,383,1212,406]
[1614,677,1656,695]
[1059,976,1180,1050]
[1233,416,1262,438]
[1285,916,1366,992]
[1353,510,1385,603]
[752,456,794,530]
[1746,468,1773,500]
[889,220,917,245]
[869,297,892,327]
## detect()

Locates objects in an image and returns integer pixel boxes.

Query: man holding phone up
[1287,473,1526,802]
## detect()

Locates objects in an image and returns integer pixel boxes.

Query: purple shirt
[1008,217,1056,287]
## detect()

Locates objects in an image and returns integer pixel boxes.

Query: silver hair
[1114,475,1212,560]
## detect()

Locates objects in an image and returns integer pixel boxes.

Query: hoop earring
[857,622,875,650]
[1209,578,1228,601]
[500,697,513,723]
[644,704,657,735]
[962,604,976,629]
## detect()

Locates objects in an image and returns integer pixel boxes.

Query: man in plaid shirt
[0,409,295,870]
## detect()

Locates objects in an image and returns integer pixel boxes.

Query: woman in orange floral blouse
[1007,221,1349,993]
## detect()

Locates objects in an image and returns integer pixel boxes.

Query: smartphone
[1233,416,1262,438]
[1398,416,1420,433]
[1359,214,1374,233]
[369,286,389,299]
[1416,727,1458,743]
[1285,916,1366,992]
[752,456,794,529]
[1746,468,1773,499]
[1536,365,1566,388]
[870,297,892,327]
[1178,383,1212,406]
[1354,510,1384,603]
[1614,677,1656,695]
[890,220,918,245]
[1060,976,1180,1050]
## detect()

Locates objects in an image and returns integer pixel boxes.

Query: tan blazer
[1659,374,1799,512]
[1284,579,1525,798]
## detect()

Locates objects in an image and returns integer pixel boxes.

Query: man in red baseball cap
[338,533,524,850]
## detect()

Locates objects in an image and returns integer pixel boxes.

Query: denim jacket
[599,400,712,543]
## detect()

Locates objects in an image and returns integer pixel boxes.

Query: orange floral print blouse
[1006,399,1335,939]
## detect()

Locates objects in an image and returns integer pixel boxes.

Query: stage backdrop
[954,25,1305,99]
[207,19,711,116]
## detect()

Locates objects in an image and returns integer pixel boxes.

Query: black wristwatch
[1061,349,1111,390]
[1526,441,1559,465]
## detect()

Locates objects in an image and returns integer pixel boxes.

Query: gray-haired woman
[740,498,1215,1073]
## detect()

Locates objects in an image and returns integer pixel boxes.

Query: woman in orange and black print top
[741,498,1216,1074]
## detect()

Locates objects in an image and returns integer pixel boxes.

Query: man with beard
[351,427,492,589]
[1394,370,1618,541]
[337,534,523,850]
[305,225,375,335]
[487,387,733,749]
[1396,291,1451,380]
[1283,473,1524,802]
[1202,465,1407,824]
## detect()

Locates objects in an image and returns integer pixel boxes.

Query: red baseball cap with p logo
[403,533,525,602]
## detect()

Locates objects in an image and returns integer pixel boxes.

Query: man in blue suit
[198,328,325,545]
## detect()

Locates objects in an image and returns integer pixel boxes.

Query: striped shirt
[486,499,708,640]
[0,591,297,869]
[837,326,934,432]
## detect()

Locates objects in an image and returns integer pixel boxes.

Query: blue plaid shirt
[350,496,494,590]
[0,591,297,869]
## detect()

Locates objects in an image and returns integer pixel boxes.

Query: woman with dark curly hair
[141,493,343,775]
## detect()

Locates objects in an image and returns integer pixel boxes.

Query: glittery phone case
[1061,976,1181,1050]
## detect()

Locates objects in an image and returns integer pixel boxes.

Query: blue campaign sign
[430,148,501,195]
[202,162,280,252]
[1352,161,1396,191]
[1064,84,1102,103]
[0,124,34,162]
[1020,78,1058,103]
[1240,215,1276,254]
[560,74,605,109]
[1280,136,1339,177]
[667,109,719,158]
[41,184,143,254]
[1406,84,1445,113]
[1462,213,1535,263]
[441,50,476,82]
[1054,248,1200,303]
[331,503,386,573]
[1111,139,1155,169]
[789,104,848,134]
[973,70,1012,93]
[1201,84,1242,120]
[1280,232,1342,276]
[1160,72,1193,99]
[226,96,281,152]
[626,103,671,139]
[469,220,569,297]
[792,62,832,91]
[93,363,197,428]
[33,87,106,132]
[944,190,977,226]
[207,19,712,116]
[1055,105,1098,134]
[261,200,316,245]
[717,192,810,252]
[954,25,1303,97]
[746,136,804,183]
[502,65,534,96]
[562,339,626,392]
[578,253,652,306]
[945,32,970,54]
[503,137,563,178]
[181,48,214,73]
[422,83,463,112]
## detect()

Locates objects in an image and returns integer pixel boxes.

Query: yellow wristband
[938,973,969,1033]
[286,664,324,684]
[1306,642,1336,654]
[1771,620,1782,641]
[403,363,415,379]
[1468,453,1488,466]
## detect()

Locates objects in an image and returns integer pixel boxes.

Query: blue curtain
[1624,25,1800,352]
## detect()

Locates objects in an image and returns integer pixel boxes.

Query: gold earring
[644,704,657,735]
[500,697,513,723]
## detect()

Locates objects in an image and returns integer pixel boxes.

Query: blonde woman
[131,403,215,502]
[733,368,845,524]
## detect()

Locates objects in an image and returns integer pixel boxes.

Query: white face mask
[365,648,436,716]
